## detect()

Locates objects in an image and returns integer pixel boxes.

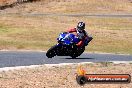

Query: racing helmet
[77,22,85,32]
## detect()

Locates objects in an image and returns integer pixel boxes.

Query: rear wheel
[70,46,85,58]
[46,45,58,58]
[77,46,85,56]
[71,53,78,58]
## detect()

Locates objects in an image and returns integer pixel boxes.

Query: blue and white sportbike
[46,32,93,58]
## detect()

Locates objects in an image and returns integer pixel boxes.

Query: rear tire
[77,46,85,56]
[71,52,78,58]
[70,46,85,58]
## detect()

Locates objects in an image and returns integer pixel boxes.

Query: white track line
[0,61,132,72]
[109,61,132,64]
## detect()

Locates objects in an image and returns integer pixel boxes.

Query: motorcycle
[46,32,93,58]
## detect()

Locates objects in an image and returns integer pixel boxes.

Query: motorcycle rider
[67,22,92,47]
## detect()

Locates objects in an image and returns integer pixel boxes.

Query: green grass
[1,0,132,14]
[0,14,132,54]
[16,0,132,14]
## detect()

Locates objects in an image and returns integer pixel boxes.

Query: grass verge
[0,63,131,88]
[0,14,132,54]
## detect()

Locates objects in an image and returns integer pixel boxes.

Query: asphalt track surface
[0,13,132,68]
[0,51,132,68]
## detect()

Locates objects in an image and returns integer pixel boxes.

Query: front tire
[46,45,58,58]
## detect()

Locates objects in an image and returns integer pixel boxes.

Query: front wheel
[46,45,58,58]
[70,46,85,58]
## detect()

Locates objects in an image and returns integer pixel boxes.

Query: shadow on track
[63,57,94,59]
